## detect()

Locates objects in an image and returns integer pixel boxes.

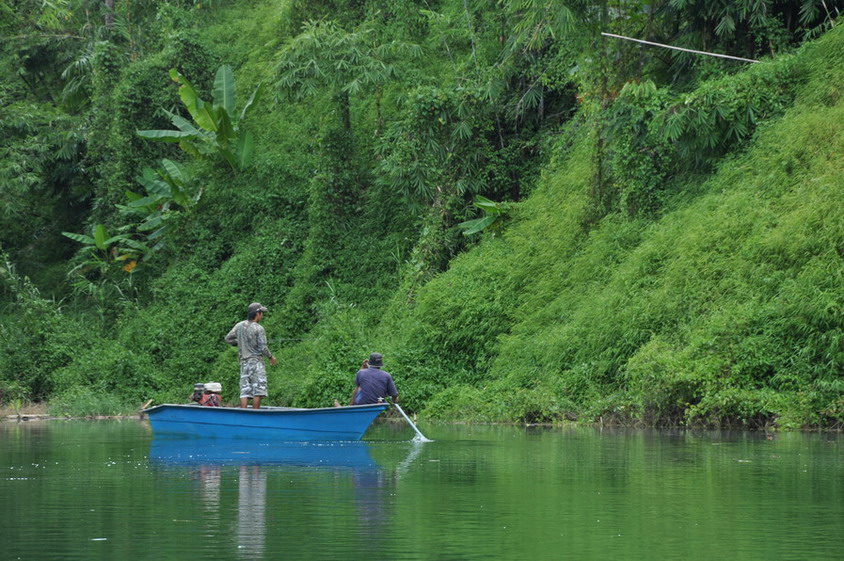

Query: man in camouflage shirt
[225,302,277,409]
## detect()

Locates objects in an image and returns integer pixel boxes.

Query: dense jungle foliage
[2,0,843,428]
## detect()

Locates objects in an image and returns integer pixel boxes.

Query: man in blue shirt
[349,353,399,405]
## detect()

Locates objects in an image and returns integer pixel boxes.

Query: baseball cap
[248,302,268,314]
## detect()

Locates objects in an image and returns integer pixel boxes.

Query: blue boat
[142,403,390,441]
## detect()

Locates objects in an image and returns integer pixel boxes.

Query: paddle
[389,399,432,442]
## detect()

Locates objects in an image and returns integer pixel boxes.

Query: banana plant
[137,65,258,171]
[116,159,199,255]
[63,159,197,274]
[458,195,513,236]
[62,224,149,274]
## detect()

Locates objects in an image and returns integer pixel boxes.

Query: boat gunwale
[142,403,391,415]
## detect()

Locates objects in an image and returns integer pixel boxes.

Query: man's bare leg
[240,397,248,408]
[252,396,262,409]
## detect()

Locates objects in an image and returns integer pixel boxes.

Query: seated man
[349,353,398,405]
[199,382,222,407]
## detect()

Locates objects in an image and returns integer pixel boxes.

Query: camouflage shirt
[225,320,274,361]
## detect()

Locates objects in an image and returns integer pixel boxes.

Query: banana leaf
[458,215,497,236]
[236,131,254,170]
[61,231,95,245]
[136,129,196,141]
[164,110,204,136]
[212,64,236,118]
[240,84,261,123]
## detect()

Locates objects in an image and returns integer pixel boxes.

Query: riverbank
[2,401,841,430]
[0,402,141,422]
[2,402,48,421]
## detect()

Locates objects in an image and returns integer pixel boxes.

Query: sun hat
[368,352,383,367]
[204,382,222,393]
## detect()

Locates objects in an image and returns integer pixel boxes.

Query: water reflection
[148,438,417,558]
[351,464,390,541]
[237,465,266,559]
[197,464,222,512]
[5,422,843,561]
[148,438,381,468]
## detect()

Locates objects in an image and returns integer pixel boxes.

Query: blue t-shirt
[354,367,398,404]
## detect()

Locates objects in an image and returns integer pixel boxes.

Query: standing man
[225,302,277,409]
[349,352,398,405]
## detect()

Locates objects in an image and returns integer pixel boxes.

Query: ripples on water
[1,421,842,560]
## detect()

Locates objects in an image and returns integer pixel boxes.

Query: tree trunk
[336,90,351,131]
[104,0,114,29]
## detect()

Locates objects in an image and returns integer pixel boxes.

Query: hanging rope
[601,32,760,64]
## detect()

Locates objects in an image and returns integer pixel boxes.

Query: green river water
[1,419,841,560]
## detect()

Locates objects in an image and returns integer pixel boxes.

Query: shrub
[50,339,161,400]
[48,386,132,418]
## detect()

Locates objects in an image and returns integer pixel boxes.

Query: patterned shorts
[239,358,268,398]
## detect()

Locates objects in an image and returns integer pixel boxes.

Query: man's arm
[349,386,360,405]
[256,326,276,365]
[224,323,239,346]
[388,376,399,402]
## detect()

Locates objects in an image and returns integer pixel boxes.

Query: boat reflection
[148,438,426,558]
[148,437,382,469]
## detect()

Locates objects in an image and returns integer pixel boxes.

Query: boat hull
[143,403,389,441]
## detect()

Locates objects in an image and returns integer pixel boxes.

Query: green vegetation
[138,65,258,171]
[1,0,843,428]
